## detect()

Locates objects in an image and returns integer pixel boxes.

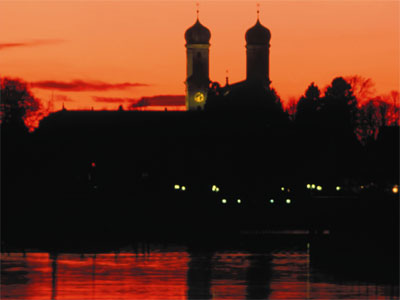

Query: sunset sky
[1,0,398,111]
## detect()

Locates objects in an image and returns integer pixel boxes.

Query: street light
[393,185,399,194]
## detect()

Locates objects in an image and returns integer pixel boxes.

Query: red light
[91,162,96,167]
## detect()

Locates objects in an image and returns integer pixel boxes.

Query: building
[184,11,271,111]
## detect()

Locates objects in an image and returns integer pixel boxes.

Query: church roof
[245,19,271,45]
[185,19,211,44]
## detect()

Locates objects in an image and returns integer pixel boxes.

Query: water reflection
[1,245,398,300]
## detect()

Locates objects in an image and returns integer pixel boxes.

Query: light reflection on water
[1,246,398,299]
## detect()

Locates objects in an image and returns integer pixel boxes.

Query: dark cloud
[31,80,149,91]
[54,95,74,102]
[0,39,64,50]
[92,96,135,103]
[131,95,185,107]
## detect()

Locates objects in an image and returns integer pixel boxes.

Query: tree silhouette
[356,99,383,144]
[386,91,400,126]
[357,97,399,133]
[0,77,41,131]
[321,77,357,130]
[345,75,375,102]
[295,82,321,125]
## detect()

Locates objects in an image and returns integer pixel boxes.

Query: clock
[194,92,205,103]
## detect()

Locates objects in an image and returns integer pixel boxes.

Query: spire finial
[256,3,260,20]
[196,2,199,20]
[225,69,229,86]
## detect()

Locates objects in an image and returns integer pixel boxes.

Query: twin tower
[185,14,271,110]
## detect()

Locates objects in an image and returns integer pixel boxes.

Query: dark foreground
[2,191,398,299]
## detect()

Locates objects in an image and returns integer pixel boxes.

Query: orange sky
[1,0,398,111]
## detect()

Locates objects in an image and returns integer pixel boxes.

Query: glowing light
[211,185,221,192]
[317,185,322,191]
[306,184,311,189]
[281,187,285,191]
[286,199,291,204]
[181,186,186,191]
[194,92,205,103]
[336,186,341,191]
[174,185,180,190]
[237,199,241,204]
[360,185,364,189]
[270,199,274,204]
[221,199,227,204]
[91,162,96,167]
[311,184,316,189]
[393,186,399,194]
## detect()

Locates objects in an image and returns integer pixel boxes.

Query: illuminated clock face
[194,92,205,103]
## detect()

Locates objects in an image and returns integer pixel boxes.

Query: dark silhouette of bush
[0,77,41,132]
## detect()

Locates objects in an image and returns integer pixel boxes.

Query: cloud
[92,96,135,103]
[131,95,185,107]
[31,80,149,91]
[0,39,64,50]
[92,95,185,106]
[54,95,74,102]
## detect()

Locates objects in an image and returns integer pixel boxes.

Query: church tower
[184,12,211,111]
[245,10,271,88]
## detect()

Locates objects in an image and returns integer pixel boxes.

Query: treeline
[286,76,399,145]
[205,75,399,146]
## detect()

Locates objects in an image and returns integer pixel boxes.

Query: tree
[295,82,321,125]
[387,90,400,126]
[356,99,383,144]
[321,77,357,130]
[345,75,375,103]
[0,77,41,131]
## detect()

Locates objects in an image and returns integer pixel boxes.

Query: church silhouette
[184,10,271,111]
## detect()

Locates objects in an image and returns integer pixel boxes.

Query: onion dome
[245,19,271,45]
[185,19,211,44]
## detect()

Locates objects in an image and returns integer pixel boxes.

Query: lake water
[1,242,398,299]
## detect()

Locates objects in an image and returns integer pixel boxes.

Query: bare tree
[345,75,375,103]
[356,95,399,144]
